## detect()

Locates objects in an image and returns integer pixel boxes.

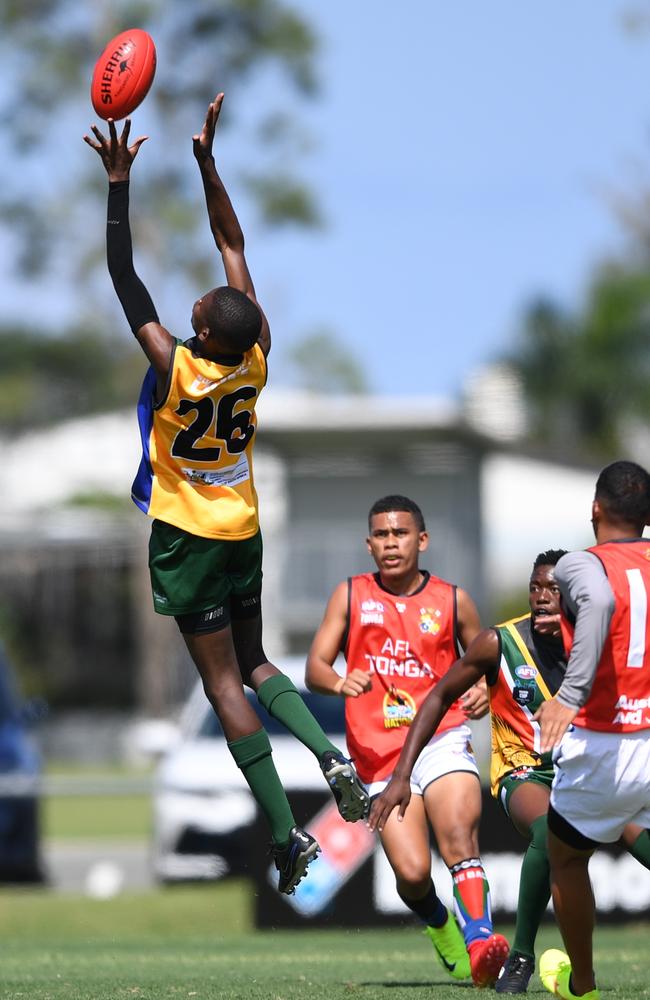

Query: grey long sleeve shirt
[554,550,616,711]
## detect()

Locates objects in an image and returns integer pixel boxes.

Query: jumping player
[537,461,650,1000]
[369,548,650,994]
[83,95,368,895]
[306,495,509,987]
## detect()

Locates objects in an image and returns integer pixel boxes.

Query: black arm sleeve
[107,180,159,335]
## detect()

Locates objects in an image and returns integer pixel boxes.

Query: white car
[152,657,347,882]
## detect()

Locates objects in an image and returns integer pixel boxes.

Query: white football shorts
[367,723,479,798]
[550,726,650,844]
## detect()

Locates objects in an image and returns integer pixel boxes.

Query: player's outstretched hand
[339,668,373,698]
[367,775,411,833]
[535,697,577,752]
[83,118,148,183]
[462,678,489,719]
[193,93,224,166]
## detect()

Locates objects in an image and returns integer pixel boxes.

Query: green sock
[257,674,339,759]
[227,728,295,845]
[512,814,551,958]
[627,829,650,869]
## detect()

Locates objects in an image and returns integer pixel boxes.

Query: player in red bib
[537,461,650,1000]
[306,495,509,987]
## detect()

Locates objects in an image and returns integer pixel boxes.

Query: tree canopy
[287,330,369,395]
[509,263,650,460]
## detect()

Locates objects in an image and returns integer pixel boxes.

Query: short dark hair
[368,495,426,532]
[595,460,650,527]
[532,549,567,570]
[203,286,262,352]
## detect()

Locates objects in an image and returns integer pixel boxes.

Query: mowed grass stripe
[0,886,649,998]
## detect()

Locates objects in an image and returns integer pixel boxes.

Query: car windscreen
[198,690,345,739]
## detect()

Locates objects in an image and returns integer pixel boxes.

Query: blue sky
[2,2,649,402]
[246,1,650,397]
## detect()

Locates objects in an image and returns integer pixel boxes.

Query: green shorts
[496,763,554,818]
[148,519,263,617]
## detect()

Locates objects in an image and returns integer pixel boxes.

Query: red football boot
[468,934,510,987]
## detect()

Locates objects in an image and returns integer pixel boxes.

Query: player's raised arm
[193,93,271,357]
[83,117,174,396]
[306,582,373,698]
[367,627,499,832]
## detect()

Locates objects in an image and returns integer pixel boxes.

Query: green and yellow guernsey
[486,613,566,797]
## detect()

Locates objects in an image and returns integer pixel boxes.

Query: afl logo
[515,665,537,680]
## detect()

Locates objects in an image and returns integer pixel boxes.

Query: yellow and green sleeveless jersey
[488,613,565,797]
[132,339,267,540]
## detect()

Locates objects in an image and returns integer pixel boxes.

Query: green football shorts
[148,519,263,617]
[496,763,554,818]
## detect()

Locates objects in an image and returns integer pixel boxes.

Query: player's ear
[418,531,429,552]
[590,499,602,538]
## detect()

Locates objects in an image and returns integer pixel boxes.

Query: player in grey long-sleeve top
[552,551,615,714]
[536,460,650,1000]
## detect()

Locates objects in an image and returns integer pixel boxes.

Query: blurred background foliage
[508,262,650,462]
[0,326,141,432]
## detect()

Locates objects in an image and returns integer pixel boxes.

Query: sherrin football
[91,29,156,121]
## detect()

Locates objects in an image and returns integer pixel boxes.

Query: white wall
[482,453,599,592]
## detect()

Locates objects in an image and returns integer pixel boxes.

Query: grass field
[0,883,648,999]
[43,792,151,839]
[42,765,152,839]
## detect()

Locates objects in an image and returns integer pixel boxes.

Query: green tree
[0,325,143,432]
[509,263,650,460]
[508,7,650,461]
[286,330,369,395]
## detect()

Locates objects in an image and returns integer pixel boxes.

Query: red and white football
[90,29,156,121]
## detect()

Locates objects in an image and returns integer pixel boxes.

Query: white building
[0,389,601,717]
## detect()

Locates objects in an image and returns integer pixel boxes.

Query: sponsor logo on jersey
[382,687,416,728]
[612,694,650,728]
[612,693,650,727]
[190,365,250,394]
[395,602,406,614]
[515,665,537,680]
[360,598,385,625]
[419,607,441,635]
[513,684,535,706]
[615,694,650,710]
[182,454,250,488]
[360,613,384,625]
